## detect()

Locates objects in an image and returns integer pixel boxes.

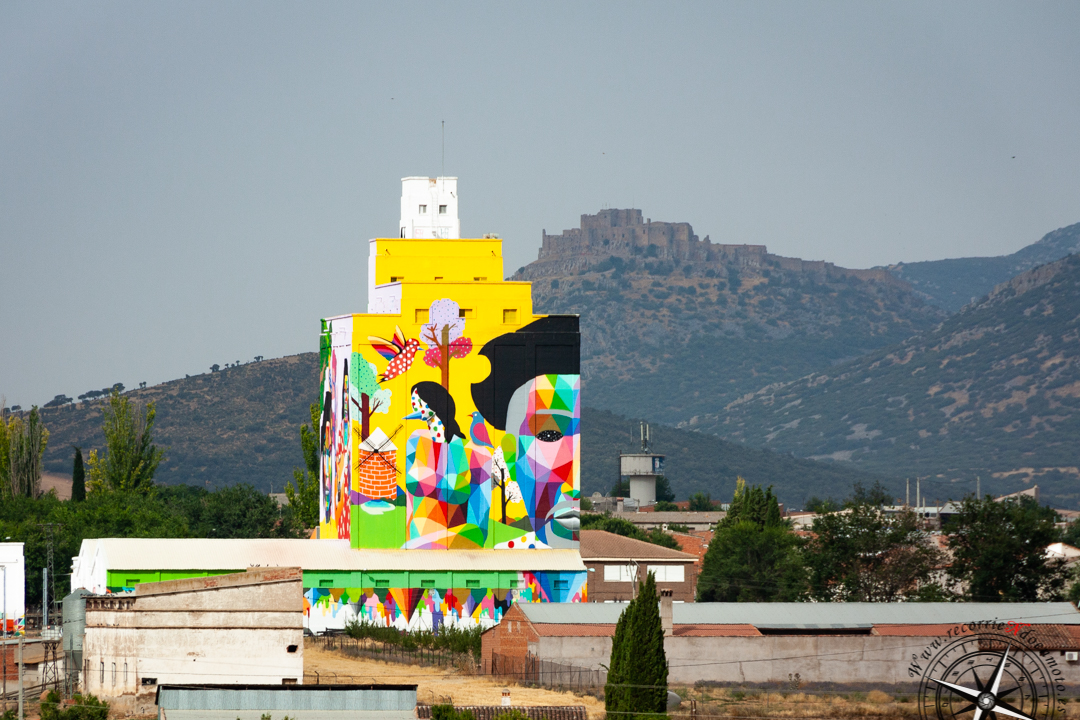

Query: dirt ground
[303,641,606,717]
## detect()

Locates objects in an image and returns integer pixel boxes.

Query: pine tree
[71,446,86,501]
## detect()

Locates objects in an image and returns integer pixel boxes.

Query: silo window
[503,309,518,323]
[319,579,334,588]
[421,580,435,588]
[419,205,427,214]
[554,580,569,590]
[439,205,447,214]
[287,645,298,653]
[466,579,480,588]
[100,662,104,684]
[124,663,128,685]
[112,663,117,686]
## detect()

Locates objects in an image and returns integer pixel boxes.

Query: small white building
[82,567,304,715]
[0,542,24,635]
[399,176,459,239]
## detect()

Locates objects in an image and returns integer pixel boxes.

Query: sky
[2,2,1080,408]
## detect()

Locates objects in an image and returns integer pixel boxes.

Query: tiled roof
[672,624,761,637]
[579,530,697,561]
[534,623,762,638]
[610,511,725,524]
[519,602,1080,627]
[534,624,617,637]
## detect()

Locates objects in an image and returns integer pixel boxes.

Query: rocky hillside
[516,209,947,427]
[716,253,1080,508]
[886,222,1080,312]
[36,354,892,507]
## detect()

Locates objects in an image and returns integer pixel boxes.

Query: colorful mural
[319,300,582,552]
[309,229,584,631]
[303,571,587,633]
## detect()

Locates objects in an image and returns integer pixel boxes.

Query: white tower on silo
[399,177,460,239]
[620,422,665,507]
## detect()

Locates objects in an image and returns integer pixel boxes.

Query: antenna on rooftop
[441,120,445,178]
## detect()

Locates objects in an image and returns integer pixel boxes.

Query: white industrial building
[81,567,304,715]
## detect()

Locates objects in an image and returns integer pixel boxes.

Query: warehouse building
[579,530,698,602]
[483,601,1080,685]
[80,567,304,715]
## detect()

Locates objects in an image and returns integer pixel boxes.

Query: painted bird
[468,411,495,449]
[368,326,420,381]
[403,382,463,444]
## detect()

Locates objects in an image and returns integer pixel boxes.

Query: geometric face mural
[320,303,581,553]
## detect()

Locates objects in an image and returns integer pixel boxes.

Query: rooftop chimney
[660,588,673,637]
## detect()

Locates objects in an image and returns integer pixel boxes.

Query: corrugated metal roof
[518,602,1080,627]
[157,684,415,715]
[87,538,585,572]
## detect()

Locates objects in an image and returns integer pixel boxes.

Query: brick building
[579,530,697,602]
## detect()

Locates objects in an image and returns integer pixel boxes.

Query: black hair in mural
[412,381,465,443]
[320,390,333,453]
[471,315,580,431]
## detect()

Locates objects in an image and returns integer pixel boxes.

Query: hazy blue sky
[3,2,1079,407]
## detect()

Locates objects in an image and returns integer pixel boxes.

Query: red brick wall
[355,449,397,499]
[482,604,538,670]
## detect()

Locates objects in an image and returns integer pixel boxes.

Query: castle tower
[399,176,459,240]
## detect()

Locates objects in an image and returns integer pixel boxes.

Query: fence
[416,704,587,720]
[313,634,479,673]
[486,652,606,693]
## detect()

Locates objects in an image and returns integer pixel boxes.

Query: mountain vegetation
[718,253,1080,507]
[887,221,1080,312]
[37,353,894,508]
[519,211,947,429]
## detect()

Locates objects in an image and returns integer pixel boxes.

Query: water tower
[619,422,665,506]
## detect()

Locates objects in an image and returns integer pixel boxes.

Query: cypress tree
[604,599,631,712]
[604,572,669,718]
[625,572,669,714]
[71,446,86,501]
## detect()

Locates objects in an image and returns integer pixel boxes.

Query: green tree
[2,406,49,499]
[654,500,680,512]
[86,392,164,495]
[945,495,1068,601]
[285,402,320,529]
[609,477,630,497]
[697,481,805,602]
[655,475,675,503]
[580,514,681,549]
[805,503,946,602]
[174,484,299,539]
[688,491,714,511]
[605,572,668,717]
[72,446,86,502]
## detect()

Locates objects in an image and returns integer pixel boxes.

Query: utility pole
[906,478,910,507]
[38,523,60,631]
[976,475,981,498]
[17,634,23,720]
[2,563,6,715]
[916,477,921,512]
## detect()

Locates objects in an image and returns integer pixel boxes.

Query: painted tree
[86,392,164,495]
[420,298,472,389]
[350,353,392,440]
